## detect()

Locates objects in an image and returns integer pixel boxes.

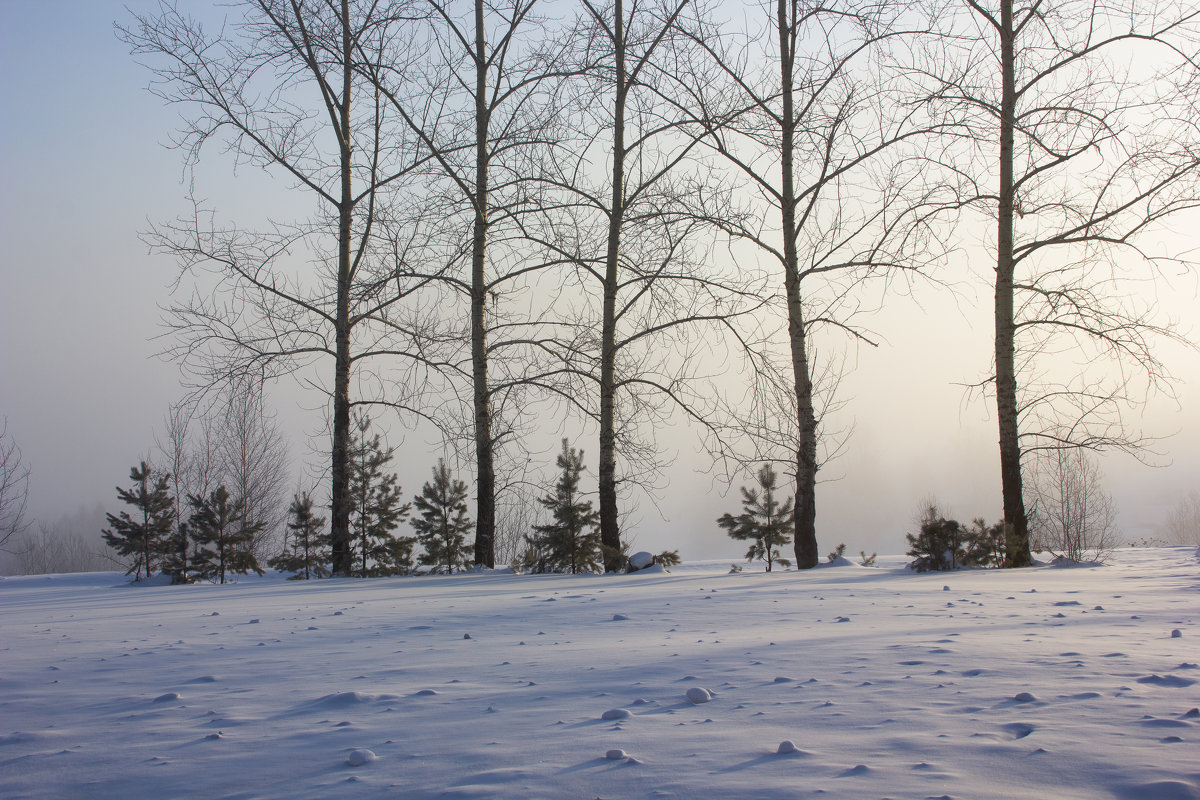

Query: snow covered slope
[1,548,1197,799]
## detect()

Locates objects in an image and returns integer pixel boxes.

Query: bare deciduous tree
[156,402,196,580]
[681,0,947,568]
[362,0,570,568]
[12,519,120,576]
[581,0,691,570]
[122,0,440,576]
[0,418,32,551]
[1164,489,1200,546]
[922,0,1200,566]
[1,504,121,577]
[516,0,772,571]
[1028,449,1119,562]
[154,387,290,577]
[216,381,291,561]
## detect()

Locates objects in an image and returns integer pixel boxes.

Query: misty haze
[1,1,1198,798]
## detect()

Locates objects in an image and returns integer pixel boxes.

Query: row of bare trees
[121,0,1200,575]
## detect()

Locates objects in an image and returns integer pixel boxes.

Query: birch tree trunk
[597,0,627,572]
[471,0,497,568]
[329,0,357,575]
[777,0,820,570]
[992,0,1032,567]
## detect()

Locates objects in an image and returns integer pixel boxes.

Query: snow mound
[606,749,627,760]
[1137,674,1196,688]
[1002,722,1035,740]
[1047,556,1104,568]
[119,573,175,587]
[1138,718,1189,729]
[153,692,182,703]
[629,552,655,570]
[1013,692,1037,703]
[776,740,799,754]
[685,687,712,704]
[1113,781,1200,800]
[346,749,376,766]
[294,691,399,713]
[601,708,631,720]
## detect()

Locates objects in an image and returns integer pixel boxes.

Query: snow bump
[346,749,376,766]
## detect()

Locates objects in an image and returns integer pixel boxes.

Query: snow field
[1,547,1197,799]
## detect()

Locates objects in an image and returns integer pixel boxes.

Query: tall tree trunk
[329,0,354,576]
[995,0,1032,567]
[598,0,626,572]
[471,0,496,568]
[778,0,819,569]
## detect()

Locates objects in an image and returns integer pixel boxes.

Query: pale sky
[1,0,1197,562]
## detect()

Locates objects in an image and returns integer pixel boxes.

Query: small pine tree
[517,541,547,574]
[102,462,174,580]
[963,518,1005,567]
[906,504,1005,572]
[161,519,194,584]
[906,504,965,572]
[348,414,413,577]
[718,464,794,572]
[525,440,602,574]
[269,492,329,579]
[189,485,265,584]
[413,460,473,574]
[370,533,418,577]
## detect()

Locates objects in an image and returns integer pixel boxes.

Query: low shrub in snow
[906,504,1005,572]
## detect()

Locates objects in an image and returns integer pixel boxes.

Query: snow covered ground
[1,547,1197,800]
